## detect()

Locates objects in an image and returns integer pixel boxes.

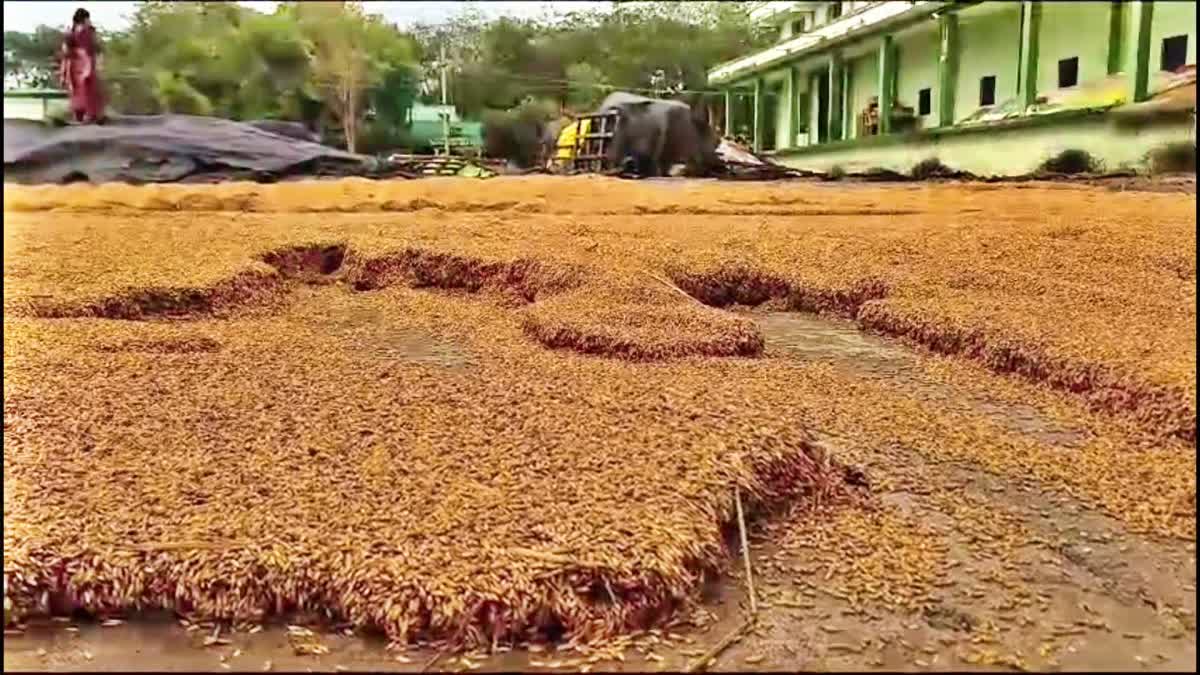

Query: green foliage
[513,97,560,124]
[152,70,213,115]
[6,1,418,153]
[909,157,966,180]
[565,62,608,112]
[1148,142,1196,175]
[1039,149,1100,175]
[277,1,418,152]
[481,97,559,168]
[100,2,317,119]
[7,0,768,156]
[410,1,771,118]
[357,119,419,155]
[4,25,66,88]
[369,65,421,130]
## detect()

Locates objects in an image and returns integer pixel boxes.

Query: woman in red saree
[59,8,105,123]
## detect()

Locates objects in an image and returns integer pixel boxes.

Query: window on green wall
[918,88,931,116]
[796,88,809,133]
[1058,57,1079,89]
[1162,35,1189,72]
[979,76,996,107]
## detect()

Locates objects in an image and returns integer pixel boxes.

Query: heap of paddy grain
[4,422,840,646]
[3,241,845,645]
[4,177,1196,644]
[523,279,765,360]
[3,174,1194,451]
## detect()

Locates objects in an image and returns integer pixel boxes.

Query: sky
[2,1,613,33]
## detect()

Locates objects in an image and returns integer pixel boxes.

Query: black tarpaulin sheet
[3,114,371,184]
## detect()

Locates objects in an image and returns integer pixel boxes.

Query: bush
[513,97,559,124]
[482,106,551,168]
[357,123,421,156]
[911,157,953,180]
[1148,142,1197,175]
[1039,148,1100,175]
[861,166,909,182]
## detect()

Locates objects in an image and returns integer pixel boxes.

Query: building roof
[748,1,826,24]
[708,1,943,86]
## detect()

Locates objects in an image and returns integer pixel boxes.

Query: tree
[408,5,490,100]
[229,10,313,119]
[102,2,311,118]
[406,0,770,120]
[4,26,66,89]
[43,0,418,148]
[591,2,769,94]
[564,62,607,111]
[369,64,420,128]
[291,1,415,152]
[5,0,766,154]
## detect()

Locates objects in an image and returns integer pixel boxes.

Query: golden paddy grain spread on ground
[3,177,1195,649]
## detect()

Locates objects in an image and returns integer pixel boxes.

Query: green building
[407,102,483,153]
[710,1,1196,176]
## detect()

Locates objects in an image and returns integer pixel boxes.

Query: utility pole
[440,42,450,156]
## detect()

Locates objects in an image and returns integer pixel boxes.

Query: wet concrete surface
[5,309,1194,672]
[754,311,1088,447]
[698,436,1196,672]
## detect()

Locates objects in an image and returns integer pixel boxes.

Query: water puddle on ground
[752,311,1087,447]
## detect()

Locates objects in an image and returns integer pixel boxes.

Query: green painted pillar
[828,52,844,142]
[937,12,959,127]
[752,77,765,152]
[843,65,852,139]
[1019,0,1042,109]
[785,67,797,148]
[878,34,896,134]
[810,71,821,144]
[796,71,807,148]
[1127,0,1154,102]
[724,89,733,138]
[1107,0,1125,75]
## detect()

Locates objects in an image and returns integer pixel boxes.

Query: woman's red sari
[60,25,105,123]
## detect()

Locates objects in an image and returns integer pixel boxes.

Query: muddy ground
[6,306,1194,672]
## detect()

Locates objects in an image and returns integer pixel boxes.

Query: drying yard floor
[3,177,1196,671]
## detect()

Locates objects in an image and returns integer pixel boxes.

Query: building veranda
[710,1,1196,176]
